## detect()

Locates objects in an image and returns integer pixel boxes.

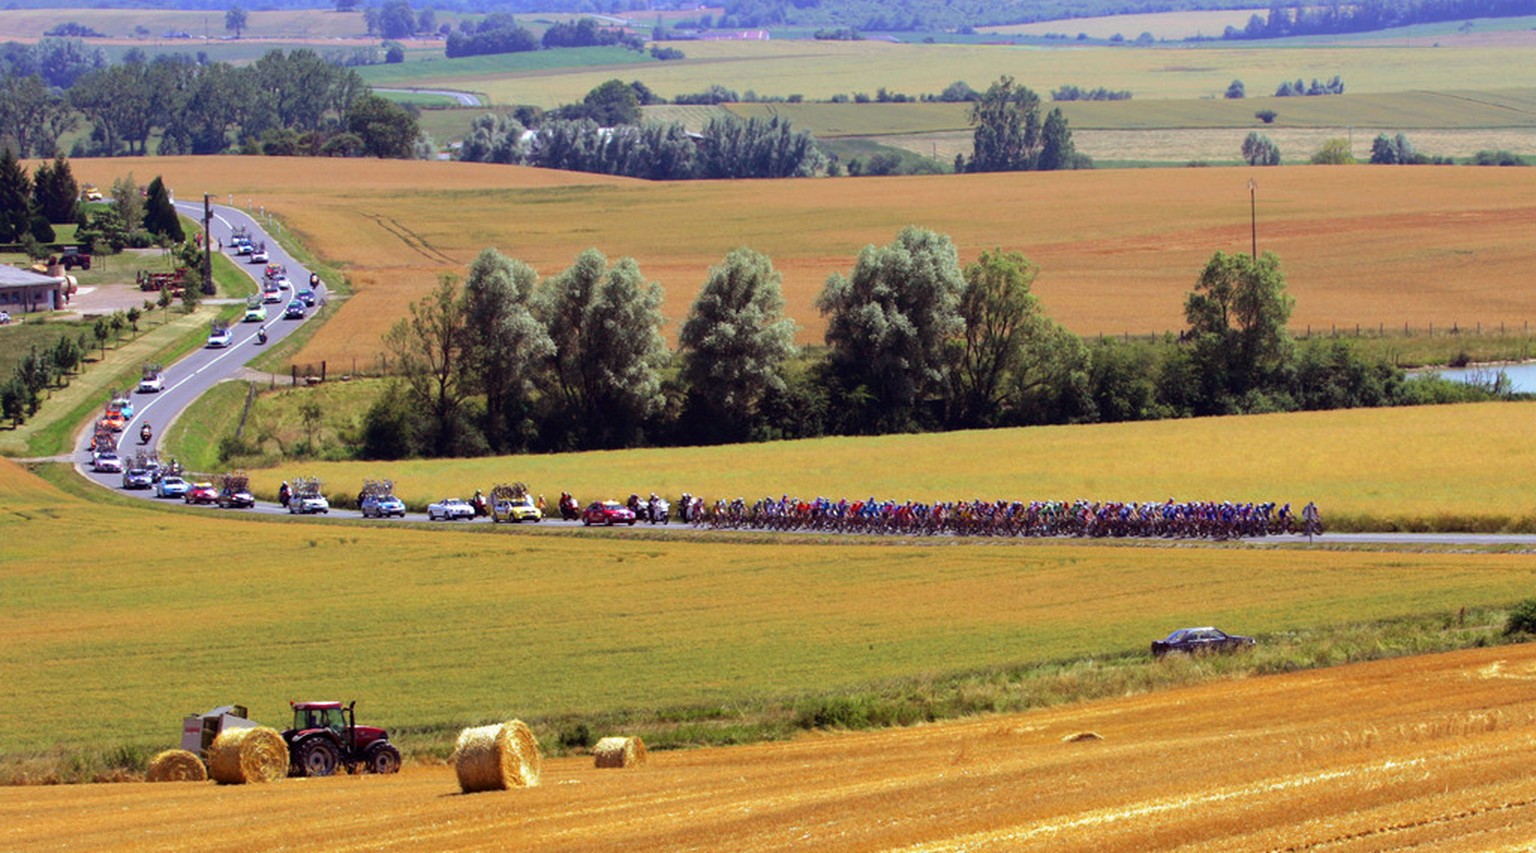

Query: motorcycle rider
[140,422,152,444]
[257,325,268,344]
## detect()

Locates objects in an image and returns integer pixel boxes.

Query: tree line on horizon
[350,230,1505,462]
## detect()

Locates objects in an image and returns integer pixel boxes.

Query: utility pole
[202,194,213,295]
[1248,178,1257,259]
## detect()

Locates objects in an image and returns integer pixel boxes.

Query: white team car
[289,493,330,514]
[427,498,475,521]
[138,372,165,393]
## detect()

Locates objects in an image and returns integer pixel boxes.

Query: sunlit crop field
[67,157,1536,367]
[727,88,1536,135]
[879,126,1536,165]
[12,643,1536,849]
[258,402,1536,530]
[367,37,1536,107]
[2,456,1534,764]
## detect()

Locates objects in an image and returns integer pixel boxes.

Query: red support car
[184,482,219,505]
[582,500,636,526]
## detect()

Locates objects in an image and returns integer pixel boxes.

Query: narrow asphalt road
[374,87,482,106]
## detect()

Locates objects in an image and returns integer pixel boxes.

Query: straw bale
[146,749,207,783]
[1061,731,1103,743]
[593,736,647,769]
[207,726,289,785]
[453,720,543,793]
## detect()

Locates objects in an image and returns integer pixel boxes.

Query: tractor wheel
[297,737,340,778]
[365,742,402,774]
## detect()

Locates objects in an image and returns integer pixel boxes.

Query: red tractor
[282,700,401,777]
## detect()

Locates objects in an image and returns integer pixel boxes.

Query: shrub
[1255,109,1276,123]
[1505,599,1536,636]
[557,722,592,749]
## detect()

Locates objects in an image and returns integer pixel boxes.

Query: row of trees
[459,110,824,180]
[0,46,423,160]
[1249,132,1522,167]
[1223,0,1536,40]
[363,228,1496,460]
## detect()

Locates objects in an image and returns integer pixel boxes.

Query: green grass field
[354,46,653,89]
[3,457,1534,771]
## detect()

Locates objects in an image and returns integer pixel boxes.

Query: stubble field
[65,157,1536,367]
[7,643,1536,850]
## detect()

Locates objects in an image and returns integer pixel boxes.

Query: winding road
[374,87,483,106]
[67,205,1536,547]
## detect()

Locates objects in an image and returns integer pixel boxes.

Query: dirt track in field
[8,643,1536,851]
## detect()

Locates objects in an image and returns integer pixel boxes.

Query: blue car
[283,299,306,320]
[154,475,191,499]
[296,289,316,307]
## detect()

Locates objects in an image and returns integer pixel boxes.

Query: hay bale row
[146,749,207,783]
[453,720,542,793]
[593,736,646,769]
[208,726,289,785]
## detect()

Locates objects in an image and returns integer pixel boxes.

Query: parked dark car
[1151,627,1255,657]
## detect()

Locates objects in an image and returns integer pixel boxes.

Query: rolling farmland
[4,454,1536,764]
[358,37,1536,106]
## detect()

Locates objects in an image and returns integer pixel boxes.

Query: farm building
[0,265,67,314]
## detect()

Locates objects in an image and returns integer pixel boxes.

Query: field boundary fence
[1098,320,1536,345]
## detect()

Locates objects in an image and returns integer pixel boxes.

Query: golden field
[64,157,1536,367]
[265,401,1536,530]
[3,453,1535,762]
[7,643,1536,850]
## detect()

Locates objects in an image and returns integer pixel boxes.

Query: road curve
[67,205,1536,548]
[374,87,483,107]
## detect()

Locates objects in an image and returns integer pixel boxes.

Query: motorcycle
[139,423,152,445]
[559,492,581,521]
[472,491,488,518]
[256,326,268,345]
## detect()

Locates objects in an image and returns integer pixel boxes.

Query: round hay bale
[145,749,207,783]
[453,720,542,793]
[207,726,288,785]
[593,736,647,769]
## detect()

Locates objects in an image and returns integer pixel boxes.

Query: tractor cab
[291,701,348,734]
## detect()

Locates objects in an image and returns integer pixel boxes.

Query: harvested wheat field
[65,157,1536,367]
[7,643,1536,850]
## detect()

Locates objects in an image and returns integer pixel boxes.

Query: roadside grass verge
[163,380,250,474]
